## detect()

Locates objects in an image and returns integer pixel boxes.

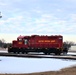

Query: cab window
[24,39,28,45]
[18,39,22,41]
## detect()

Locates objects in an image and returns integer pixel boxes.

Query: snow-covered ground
[0,56,76,74]
[0,50,7,53]
[69,46,76,51]
[0,49,76,74]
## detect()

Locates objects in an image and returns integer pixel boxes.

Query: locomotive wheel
[55,52,57,55]
[16,51,20,54]
[13,51,16,54]
[55,52,61,55]
[44,52,48,55]
[8,51,11,53]
[48,52,50,55]
[57,52,61,55]
[22,51,25,54]
[25,52,28,54]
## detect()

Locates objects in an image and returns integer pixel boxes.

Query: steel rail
[0,53,76,60]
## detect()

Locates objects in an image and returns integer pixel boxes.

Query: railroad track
[0,53,76,60]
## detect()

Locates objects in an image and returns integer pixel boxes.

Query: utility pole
[0,12,2,18]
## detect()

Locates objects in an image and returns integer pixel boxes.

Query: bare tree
[63,41,75,50]
[1,39,5,43]
[0,39,5,48]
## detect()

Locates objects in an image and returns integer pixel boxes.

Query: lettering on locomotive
[38,40,55,43]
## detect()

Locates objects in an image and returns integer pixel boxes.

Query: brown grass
[0,66,76,75]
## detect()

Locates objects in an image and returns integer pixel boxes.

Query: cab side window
[24,39,28,45]
[18,39,22,41]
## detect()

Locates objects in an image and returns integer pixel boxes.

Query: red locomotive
[8,35,68,55]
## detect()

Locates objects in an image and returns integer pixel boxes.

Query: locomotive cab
[8,35,29,53]
[18,38,23,44]
[17,35,29,48]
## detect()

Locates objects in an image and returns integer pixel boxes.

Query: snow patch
[0,56,76,74]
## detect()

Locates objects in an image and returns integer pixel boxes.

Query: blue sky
[0,0,76,43]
